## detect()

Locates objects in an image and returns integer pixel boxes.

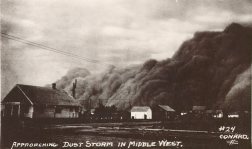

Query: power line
[1,32,111,65]
[2,33,101,63]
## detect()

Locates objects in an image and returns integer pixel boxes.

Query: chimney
[72,79,77,99]
[52,83,56,89]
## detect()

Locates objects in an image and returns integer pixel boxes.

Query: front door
[12,105,20,117]
[144,114,147,119]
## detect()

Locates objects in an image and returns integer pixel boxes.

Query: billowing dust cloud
[55,23,251,111]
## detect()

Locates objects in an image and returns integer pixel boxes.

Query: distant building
[1,84,81,119]
[192,106,206,111]
[205,110,214,117]
[192,106,206,113]
[191,106,206,119]
[130,106,152,119]
[228,112,239,118]
[213,110,223,118]
[205,109,223,118]
[153,105,175,120]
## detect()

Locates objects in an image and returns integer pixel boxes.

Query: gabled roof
[131,106,151,112]
[2,84,80,106]
[158,105,175,112]
[205,110,214,113]
[206,109,223,113]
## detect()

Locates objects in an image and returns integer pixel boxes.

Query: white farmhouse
[130,106,152,119]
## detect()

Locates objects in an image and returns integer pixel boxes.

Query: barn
[130,106,152,119]
[153,105,175,120]
[1,84,81,119]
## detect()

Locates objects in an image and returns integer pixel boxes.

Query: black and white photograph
[1,0,252,149]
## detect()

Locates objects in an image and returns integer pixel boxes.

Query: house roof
[192,106,206,111]
[131,106,151,112]
[205,110,214,113]
[2,84,80,106]
[205,110,223,113]
[158,105,175,112]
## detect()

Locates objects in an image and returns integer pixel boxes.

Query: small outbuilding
[130,106,152,120]
[153,105,175,120]
[228,112,239,118]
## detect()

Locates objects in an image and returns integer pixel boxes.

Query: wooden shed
[153,105,176,120]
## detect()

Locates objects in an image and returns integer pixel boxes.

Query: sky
[1,0,252,97]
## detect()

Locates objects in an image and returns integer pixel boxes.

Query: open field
[2,120,251,149]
